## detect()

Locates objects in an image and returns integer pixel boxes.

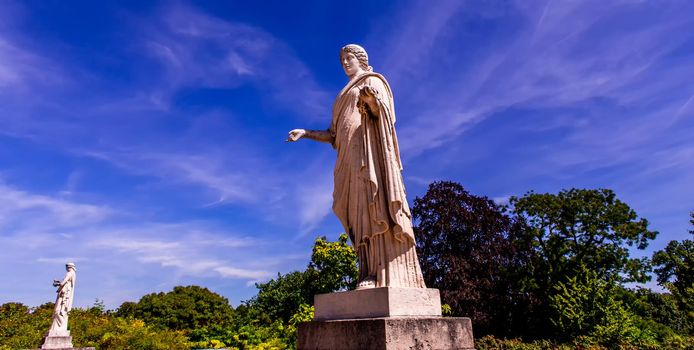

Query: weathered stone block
[314,287,442,320]
[41,335,73,349]
[298,316,474,350]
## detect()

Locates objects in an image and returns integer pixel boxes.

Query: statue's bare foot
[356,277,376,290]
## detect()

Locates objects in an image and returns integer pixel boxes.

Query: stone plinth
[298,316,474,350]
[314,287,441,320]
[304,288,474,349]
[41,333,73,349]
[37,330,95,350]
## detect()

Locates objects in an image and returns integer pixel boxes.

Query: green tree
[624,288,692,340]
[305,233,358,294]
[652,211,694,329]
[251,271,310,323]
[114,285,235,342]
[511,188,657,284]
[0,302,50,349]
[248,234,357,323]
[0,302,191,350]
[69,308,191,350]
[220,302,312,350]
[285,304,315,348]
[549,265,657,347]
[510,188,658,339]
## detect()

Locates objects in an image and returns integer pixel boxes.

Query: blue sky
[0,0,692,309]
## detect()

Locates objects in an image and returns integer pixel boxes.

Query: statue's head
[66,262,76,271]
[340,44,372,77]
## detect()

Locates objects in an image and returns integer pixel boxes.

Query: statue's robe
[49,269,75,334]
[330,72,425,288]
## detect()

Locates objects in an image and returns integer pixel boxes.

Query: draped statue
[48,262,76,336]
[288,44,425,289]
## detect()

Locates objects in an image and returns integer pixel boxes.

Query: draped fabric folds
[330,72,425,288]
[49,269,75,333]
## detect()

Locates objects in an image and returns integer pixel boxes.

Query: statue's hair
[340,44,373,72]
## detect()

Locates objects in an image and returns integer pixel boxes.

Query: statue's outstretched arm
[287,128,334,145]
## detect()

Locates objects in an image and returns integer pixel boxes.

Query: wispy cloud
[0,1,339,238]
[0,2,70,95]
[295,161,334,236]
[362,0,694,250]
[0,182,112,230]
[93,229,271,282]
[0,38,66,90]
[135,3,330,116]
[76,135,340,236]
[76,144,291,224]
[36,257,89,264]
[675,93,694,119]
[0,181,302,307]
[371,0,693,162]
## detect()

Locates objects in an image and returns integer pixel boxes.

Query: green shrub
[475,335,573,350]
[0,303,51,350]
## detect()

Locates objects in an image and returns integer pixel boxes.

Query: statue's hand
[359,86,378,119]
[286,129,306,142]
[359,86,377,105]
[357,100,371,119]
[53,280,61,287]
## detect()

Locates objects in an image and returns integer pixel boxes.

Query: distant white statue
[287,44,425,289]
[48,262,76,335]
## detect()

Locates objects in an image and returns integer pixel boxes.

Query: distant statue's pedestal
[298,287,475,350]
[41,329,73,350]
[36,330,94,350]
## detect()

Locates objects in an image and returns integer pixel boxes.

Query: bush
[0,302,192,350]
[549,266,659,347]
[0,302,51,350]
[476,335,572,350]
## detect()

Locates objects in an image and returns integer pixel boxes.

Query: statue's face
[341,52,361,77]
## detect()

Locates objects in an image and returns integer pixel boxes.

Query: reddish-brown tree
[412,181,531,337]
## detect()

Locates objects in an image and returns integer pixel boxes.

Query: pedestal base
[36,331,95,350]
[314,287,442,320]
[36,339,94,350]
[298,316,474,350]
[41,334,73,349]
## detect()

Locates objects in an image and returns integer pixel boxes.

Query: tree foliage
[249,233,357,323]
[305,233,358,294]
[624,288,692,339]
[115,285,235,339]
[509,188,658,339]
[0,302,51,349]
[511,188,657,284]
[250,271,310,323]
[412,181,529,336]
[70,308,191,350]
[549,265,658,347]
[0,302,190,350]
[652,211,694,328]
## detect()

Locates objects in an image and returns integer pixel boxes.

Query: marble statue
[48,262,76,336]
[288,44,425,289]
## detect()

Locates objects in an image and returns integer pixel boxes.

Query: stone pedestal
[298,317,474,350]
[36,330,95,350]
[314,287,442,320]
[41,330,73,349]
[299,287,475,349]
